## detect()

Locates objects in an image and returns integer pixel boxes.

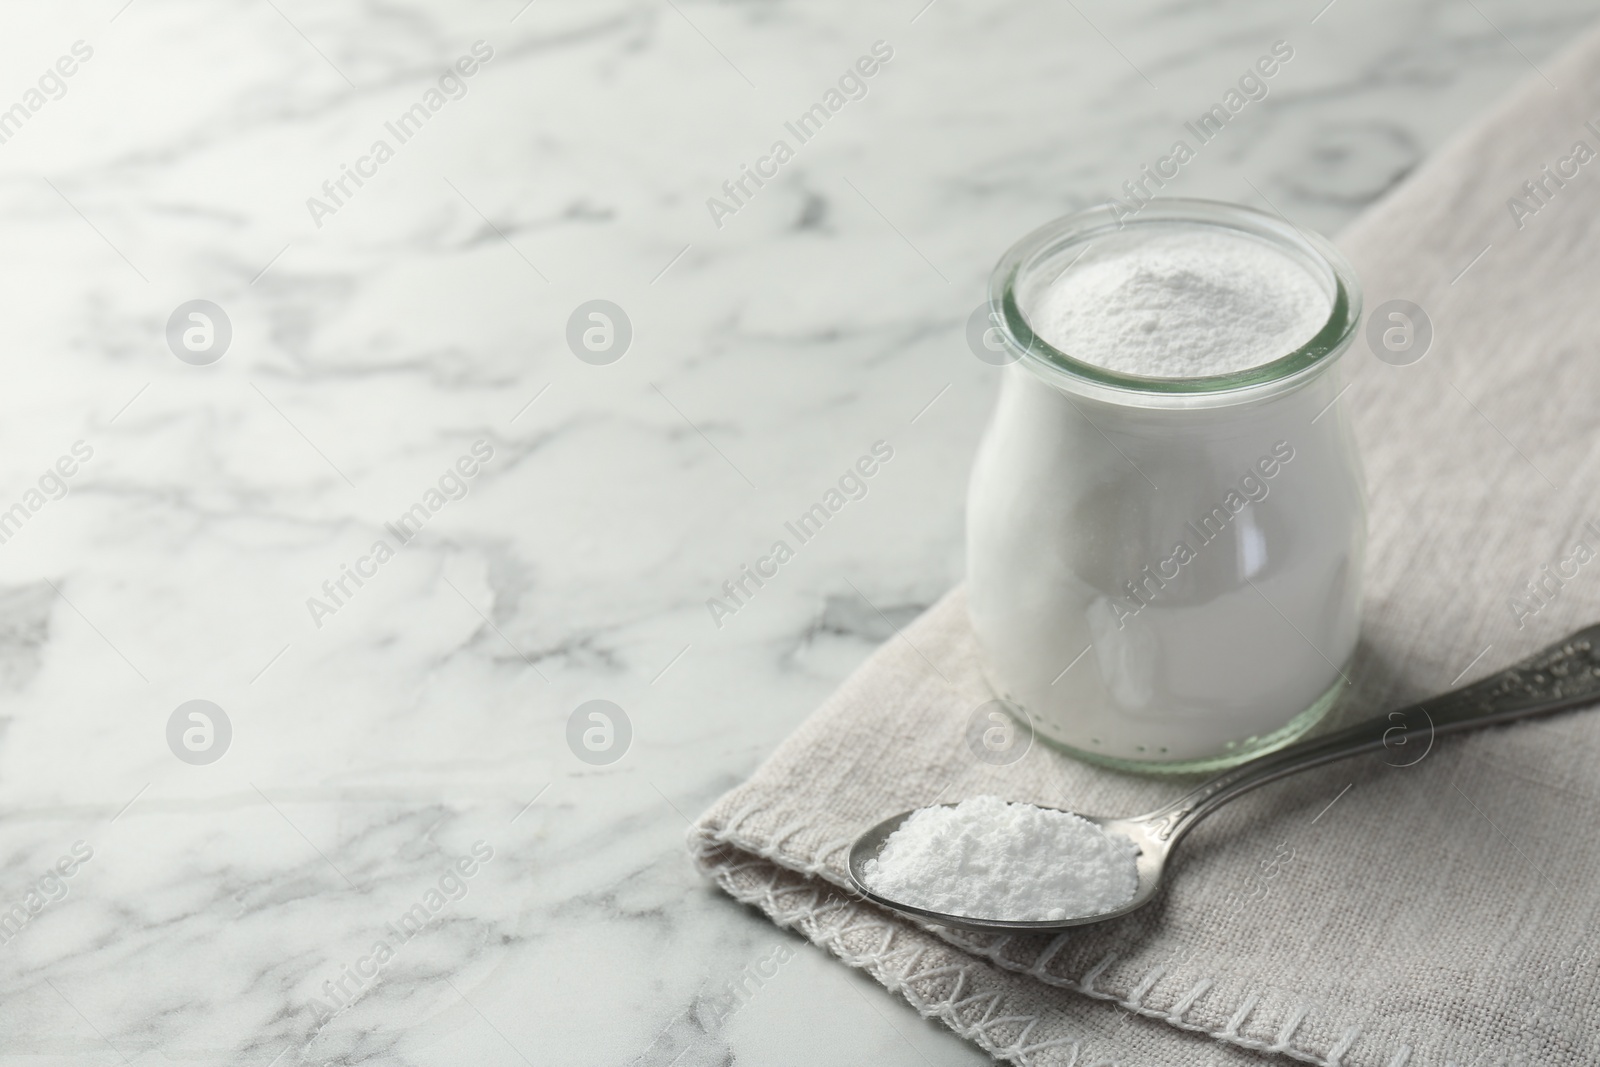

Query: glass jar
[966,199,1366,772]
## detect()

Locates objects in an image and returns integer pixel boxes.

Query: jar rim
[988,198,1364,405]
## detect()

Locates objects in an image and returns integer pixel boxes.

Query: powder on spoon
[1028,225,1331,378]
[861,795,1139,922]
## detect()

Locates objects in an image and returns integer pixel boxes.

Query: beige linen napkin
[691,26,1600,1067]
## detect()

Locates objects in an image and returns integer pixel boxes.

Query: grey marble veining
[0,0,1594,1064]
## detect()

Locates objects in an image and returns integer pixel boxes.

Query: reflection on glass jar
[966,199,1366,772]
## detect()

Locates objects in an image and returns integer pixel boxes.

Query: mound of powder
[861,795,1139,922]
[1029,226,1331,378]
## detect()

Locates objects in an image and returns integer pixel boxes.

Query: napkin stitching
[1167,978,1214,1023]
[1221,991,1260,1038]
[1326,1024,1363,1064]
[964,930,1357,1065]
[692,828,1119,1066]
[1125,964,1167,1007]
[940,902,1414,1066]
[1269,1004,1311,1052]
[690,816,1405,1067]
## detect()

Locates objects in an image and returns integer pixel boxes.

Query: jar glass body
[965,200,1366,771]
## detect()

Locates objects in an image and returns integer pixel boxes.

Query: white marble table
[0,1,1593,1064]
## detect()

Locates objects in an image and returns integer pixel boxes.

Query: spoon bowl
[847,624,1600,930]
[847,806,1167,932]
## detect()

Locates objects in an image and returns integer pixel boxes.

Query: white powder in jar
[1029,227,1331,378]
[861,795,1139,922]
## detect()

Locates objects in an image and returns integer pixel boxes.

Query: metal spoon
[848,624,1600,932]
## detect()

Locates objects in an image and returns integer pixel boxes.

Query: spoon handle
[1145,624,1600,846]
